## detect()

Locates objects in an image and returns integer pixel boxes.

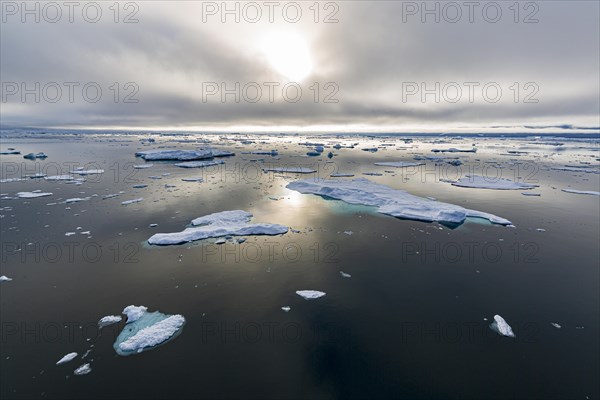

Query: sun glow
[261,32,313,82]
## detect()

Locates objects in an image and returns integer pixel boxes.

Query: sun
[261,32,313,82]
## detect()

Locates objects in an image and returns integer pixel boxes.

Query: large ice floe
[135,149,234,161]
[286,178,512,225]
[448,175,538,190]
[113,305,185,356]
[148,210,288,245]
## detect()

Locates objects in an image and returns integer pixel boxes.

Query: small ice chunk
[374,161,425,168]
[133,164,154,169]
[296,290,326,300]
[561,189,600,196]
[181,177,204,182]
[56,352,78,365]
[73,363,91,375]
[98,315,122,328]
[490,315,516,338]
[330,173,355,177]
[122,198,143,205]
[16,191,53,198]
[263,167,316,174]
[281,306,291,312]
[340,271,351,278]
[0,275,12,282]
[551,322,561,329]
[70,169,104,176]
[175,160,225,168]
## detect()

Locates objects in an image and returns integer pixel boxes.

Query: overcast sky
[1,1,599,132]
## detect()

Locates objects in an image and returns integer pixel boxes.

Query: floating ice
[263,167,316,174]
[114,306,185,356]
[65,197,91,204]
[551,322,562,329]
[56,352,78,365]
[122,198,143,205]
[133,164,153,169]
[0,178,26,183]
[181,177,204,182]
[98,315,122,328]
[0,149,20,155]
[286,178,512,225]
[330,173,355,177]
[374,161,425,168]
[16,191,53,198]
[74,363,91,375]
[175,160,225,168]
[490,315,516,338]
[123,305,148,323]
[148,210,288,245]
[296,290,326,300]
[281,306,291,312]
[340,271,352,278]
[45,175,74,181]
[23,152,48,160]
[70,169,104,176]
[136,149,233,161]
[431,147,476,153]
[561,189,600,196]
[0,275,12,282]
[448,175,537,190]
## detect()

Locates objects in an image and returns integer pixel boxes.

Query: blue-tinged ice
[113,306,185,356]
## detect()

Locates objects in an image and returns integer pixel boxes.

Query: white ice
[16,191,53,198]
[148,210,288,245]
[74,363,91,375]
[122,198,143,205]
[123,305,148,323]
[263,167,316,174]
[374,161,425,168]
[175,160,224,168]
[98,315,123,328]
[117,314,186,355]
[448,175,537,190]
[56,352,78,365]
[296,290,326,300]
[70,169,104,175]
[491,315,516,338]
[0,275,12,282]
[562,189,600,196]
[286,178,512,225]
[136,148,233,161]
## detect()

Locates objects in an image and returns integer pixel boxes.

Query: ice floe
[263,167,316,174]
[181,177,204,182]
[296,290,326,300]
[23,152,48,160]
[98,315,123,328]
[448,175,538,190]
[0,275,12,282]
[16,191,53,198]
[148,210,288,245]
[123,305,148,323]
[56,352,78,365]
[490,315,516,338]
[136,149,233,161]
[114,306,185,356]
[374,161,425,168]
[561,189,600,196]
[73,363,92,375]
[174,160,224,168]
[121,198,144,205]
[44,175,74,181]
[70,169,104,176]
[286,178,512,225]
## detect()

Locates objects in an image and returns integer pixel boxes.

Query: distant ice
[70,169,104,176]
[551,322,562,329]
[65,197,90,204]
[133,164,154,169]
[45,175,74,181]
[148,210,288,245]
[374,161,425,168]
[74,363,92,375]
[287,178,512,225]
[431,147,476,153]
[23,152,48,160]
[114,306,185,356]
[281,306,291,312]
[296,290,326,300]
[0,149,20,155]
[17,191,53,198]
[330,173,355,177]
[136,148,233,161]
[0,178,26,183]
[181,177,204,182]
[175,160,224,168]
[490,315,516,338]
[340,271,352,278]
[56,352,78,365]
[263,167,316,174]
[449,175,537,190]
[561,189,600,196]
[122,198,143,205]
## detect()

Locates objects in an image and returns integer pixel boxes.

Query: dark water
[1,134,598,399]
